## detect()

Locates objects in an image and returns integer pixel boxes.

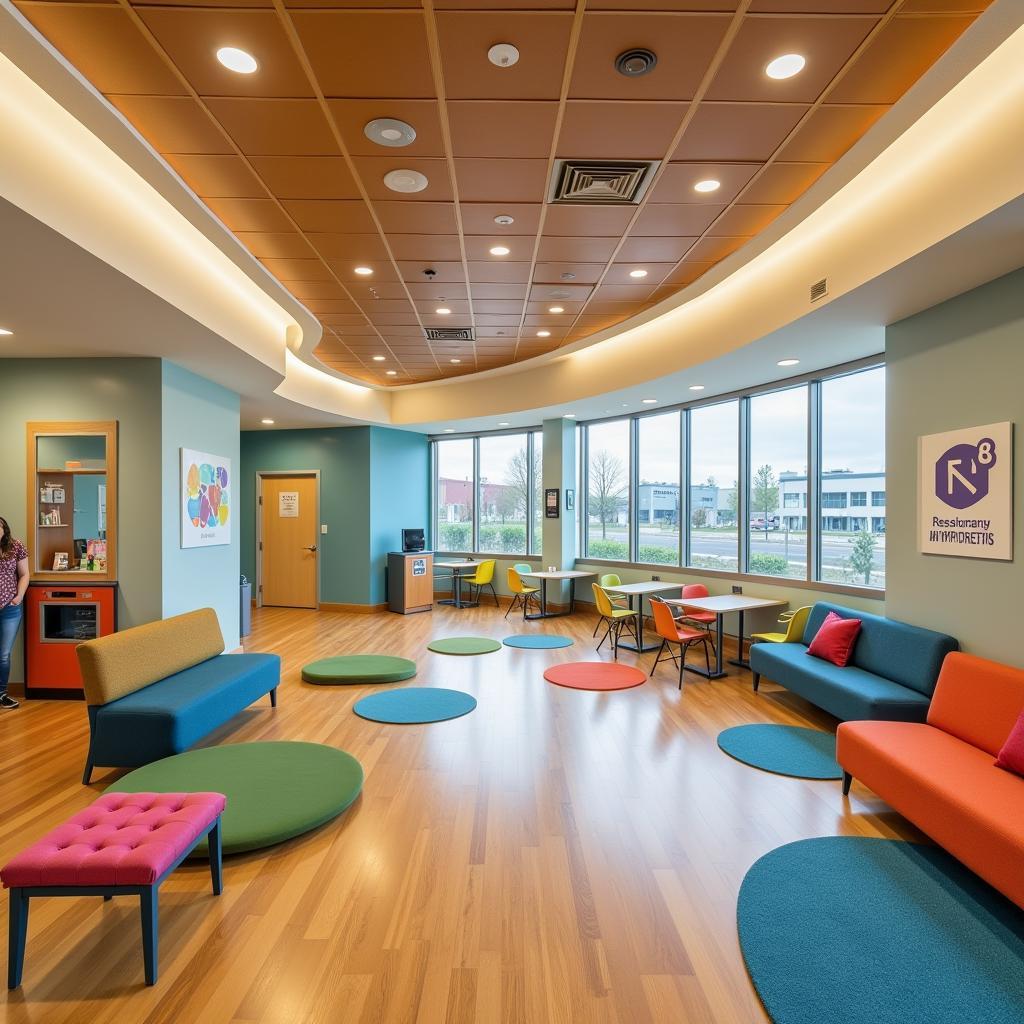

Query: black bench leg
[8,889,28,989]
[752,672,760,693]
[842,771,853,796]
[209,817,224,896]
[269,688,277,708]
[141,887,158,986]
[82,760,94,786]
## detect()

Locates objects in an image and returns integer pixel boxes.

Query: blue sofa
[76,608,279,783]
[748,602,958,722]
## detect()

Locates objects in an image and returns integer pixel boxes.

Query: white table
[604,581,682,654]
[434,560,483,608]
[662,594,788,679]
[518,570,596,619]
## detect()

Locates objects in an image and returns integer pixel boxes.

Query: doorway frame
[255,470,322,610]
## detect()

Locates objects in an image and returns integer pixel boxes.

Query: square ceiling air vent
[424,327,475,342]
[549,160,661,205]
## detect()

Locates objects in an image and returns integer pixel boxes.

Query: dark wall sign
[545,488,560,519]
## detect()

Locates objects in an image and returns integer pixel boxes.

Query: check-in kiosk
[387,552,433,614]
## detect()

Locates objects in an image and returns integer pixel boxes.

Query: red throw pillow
[995,709,1024,778]
[806,611,862,667]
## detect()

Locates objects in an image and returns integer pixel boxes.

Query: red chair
[679,584,717,656]
[648,597,711,689]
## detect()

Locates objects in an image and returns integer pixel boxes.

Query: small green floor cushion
[106,742,363,854]
[427,637,501,656]
[302,654,416,685]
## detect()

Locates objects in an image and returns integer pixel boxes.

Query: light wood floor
[0,604,921,1024]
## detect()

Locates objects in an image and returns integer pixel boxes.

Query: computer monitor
[402,528,425,553]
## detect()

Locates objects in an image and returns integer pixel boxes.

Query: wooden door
[260,475,318,608]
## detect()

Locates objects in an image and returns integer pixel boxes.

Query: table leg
[728,610,751,669]
[569,579,576,614]
[541,578,548,616]
[684,611,727,680]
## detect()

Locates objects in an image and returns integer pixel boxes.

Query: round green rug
[427,636,501,656]
[106,742,363,855]
[302,654,416,685]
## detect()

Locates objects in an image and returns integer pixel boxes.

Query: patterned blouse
[0,539,28,609]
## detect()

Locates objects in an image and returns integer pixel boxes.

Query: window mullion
[809,381,822,582]
[681,408,690,568]
[737,397,750,573]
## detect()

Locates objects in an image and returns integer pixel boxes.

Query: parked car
[750,515,780,531]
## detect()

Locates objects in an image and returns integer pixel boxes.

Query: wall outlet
[651,574,660,581]
[731,584,742,594]
[320,524,328,534]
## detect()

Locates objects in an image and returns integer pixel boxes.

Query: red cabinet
[25,583,117,698]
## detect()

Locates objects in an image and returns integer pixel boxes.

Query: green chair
[463,559,498,607]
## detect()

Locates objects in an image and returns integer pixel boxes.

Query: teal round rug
[302,654,416,685]
[106,742,363,854]
[502,634,574,649]
[354,688,477,724]
[738,837,1024,1023]
[427,636,501,656]
[717,724,840,779]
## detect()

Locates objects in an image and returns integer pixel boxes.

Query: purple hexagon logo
[934,436,997,510]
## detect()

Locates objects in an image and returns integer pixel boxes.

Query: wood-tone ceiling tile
[617,236,697,262]
[706,16,876,104]
[557,101,687,159]
[280,200,376,233]
[749,1,888,11]
[204,198,293,233]
[673,104,808,162]
[367,314,419,327]
[685,235,748,262]
[525,300,585,314]
[470,284,527,300]
[248,157,360,200]
[473,300,524,315]
[829,15,975,105]
[460,203,542,235]
[464,236,535,261]
[604,263,676,286]
[436,13,575,100]
[631,203,724,236]
[779,104,889,163]
[416,300,471,315]
[569,13,730,101]
[740,161,829,204]
[15,5,185,95]
[291,11,435,98]
[521,324,570,338]
[344,283,407,301]
[285,280,352,301]
[454,159,549,203]
[137,9,312,98]
[286,0,421,10]
[405,281,468,300]
[899,1,990,11]
[303,298,362,314]
[650,161,762,203]
[591,283,656,302]
[572,312,627,328]
[537,236,619,262]
[373,202,458,234]
[318,317,374,329]
[528,283,594,301]
[587,299,648,315]
[397,260,466,282]
[107,95,231,154]
[522,313,574,326]
[133,0,274,7]
[448,102,559,158]
[467,262,532,283]
[476,313,524,326]
[708,203,786,236]
[326,99,445,157]
[260,257,334,281]
[234,230,316,258]
[475,325,521,337]
[304,233,389,259]
[533,263,605,285]
[350,157,452,201]
[205,98,337,155]
[374,324,426,335]
[589,0,736,7]
[541,204,637,236]
[388,235,464,261]
[163,154,265,198]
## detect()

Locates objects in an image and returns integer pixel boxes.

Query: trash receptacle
[240,575,252,638]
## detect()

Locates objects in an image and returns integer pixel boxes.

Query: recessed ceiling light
[498,421,510,426]
[489,245,510,256]
[615,48,657,77]
[765,53,806,80]
[386,370,397,376]
[494,214,515,225]
[487,43,520,68]
[537,330,551,337]
[694,179,721,194]
[450,358,461,364]
[383,169,428,193]
[364,118,416,148]
[642,398,657,404]
[216,47,258,74]
[777,357,800,367]
[629,269,648,279]
[354,266,373,276]
[689,384,705,391]
[372,355,386,361]
[436,307,451,315]
[548,306,564,314]
[261,418,274,425]
[563,413,576,419]
[443,428,454,433]
[0,327,12,336]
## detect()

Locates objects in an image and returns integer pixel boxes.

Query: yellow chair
[506,567,540,619]
[751,605,811,645]
[593,583,639,660]
[594,572,630,636]
[463,559,498,607]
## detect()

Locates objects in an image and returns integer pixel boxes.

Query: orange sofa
[837,651,1024,910]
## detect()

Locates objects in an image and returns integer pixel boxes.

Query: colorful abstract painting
[181,448,231,548]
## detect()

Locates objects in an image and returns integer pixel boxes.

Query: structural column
[541,417,577,605]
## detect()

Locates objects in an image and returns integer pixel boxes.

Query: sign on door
[279,491,299,518]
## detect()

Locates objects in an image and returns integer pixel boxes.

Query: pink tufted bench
[2,792,225,988]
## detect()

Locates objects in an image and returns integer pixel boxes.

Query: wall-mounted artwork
[181,448,231,548]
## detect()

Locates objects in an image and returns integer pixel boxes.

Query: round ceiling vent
[364,118,417,148]
[559,272,576,281]
[383,169,429,193]
[488,43,520,68]
[615,49,657,77]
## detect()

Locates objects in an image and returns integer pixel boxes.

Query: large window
[689,401,738,572]
[435,438,474,552]
[748,386,808,579]
[478,433,528,554]
[637,412,680,565]
[586,419,631,560]
[530,430,543,555]
[820,366,886,587]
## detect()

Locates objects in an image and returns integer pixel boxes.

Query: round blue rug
[502,634,574,649]
[353,688,477,724]
[717,724,840,779]
[738,837,1024,1024]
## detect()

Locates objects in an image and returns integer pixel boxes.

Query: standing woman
[0,516,29,710]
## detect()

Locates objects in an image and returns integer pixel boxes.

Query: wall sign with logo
[918,421,1013,560]
[279,491,299,518]
[545,488,560,519]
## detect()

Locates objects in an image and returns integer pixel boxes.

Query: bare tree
[588,449,626,539]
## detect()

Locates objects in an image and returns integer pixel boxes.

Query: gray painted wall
[886,267,1024,666]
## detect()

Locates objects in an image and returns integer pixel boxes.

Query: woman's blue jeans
[0,603,24,692]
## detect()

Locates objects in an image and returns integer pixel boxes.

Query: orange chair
[837,652,1024,911]
[648,597,712,689]
[679,584,717,657]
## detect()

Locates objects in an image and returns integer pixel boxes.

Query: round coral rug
[543,662,646,691]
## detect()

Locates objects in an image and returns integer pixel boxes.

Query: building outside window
[689,400,739,572]
[872,490,886,506]
[637,411,680,565]
[851,491,867,506]
[477,433,529,554]
[435,438,474,552]
[586,418,631,560]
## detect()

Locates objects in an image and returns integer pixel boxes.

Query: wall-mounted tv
[402,528,425,553]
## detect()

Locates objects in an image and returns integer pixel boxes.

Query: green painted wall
[886,267,1024,665]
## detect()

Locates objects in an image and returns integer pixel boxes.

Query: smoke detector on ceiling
[488,43,520,68]
[384,169,428,193]
[615,49,657,77]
